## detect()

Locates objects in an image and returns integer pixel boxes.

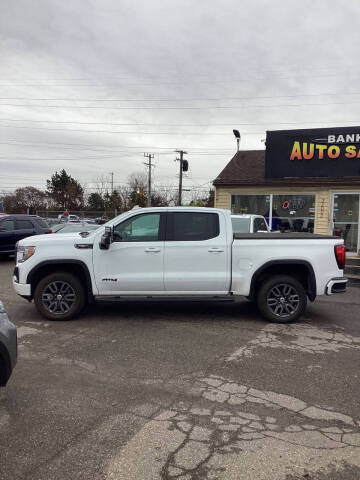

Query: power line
[2,65,360,81]
[1,117,358,127]
[0,124,263,135]
[0,151,233,161]
[0,67,354,82]
[0,71,357,87]
[1,101,360,109]
[0,139,234,151]
[0,184,211,192]
[2,92,360,102]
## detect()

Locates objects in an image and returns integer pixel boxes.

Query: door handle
[208,248,224,253]
[145,247,161,253]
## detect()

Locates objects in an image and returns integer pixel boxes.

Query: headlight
[16,246,36,263]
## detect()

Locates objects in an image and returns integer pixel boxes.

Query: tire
[256,275,307,323]
[34,272,86,321]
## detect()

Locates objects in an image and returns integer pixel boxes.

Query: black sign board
[265,126,360,178]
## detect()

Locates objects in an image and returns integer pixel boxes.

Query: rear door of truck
[163,210,231,293]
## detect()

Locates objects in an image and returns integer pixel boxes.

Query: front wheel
[34,272,86,321]
[256,275,307,323]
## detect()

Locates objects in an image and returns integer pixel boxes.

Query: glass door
[332,194,359,253]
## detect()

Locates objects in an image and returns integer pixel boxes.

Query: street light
[233,129,241,152]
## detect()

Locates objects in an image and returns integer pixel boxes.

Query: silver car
[0,301,17,386]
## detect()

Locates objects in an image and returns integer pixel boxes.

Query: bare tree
[92,174,112,196]
[127,171,147,194]
[1,187,47,214]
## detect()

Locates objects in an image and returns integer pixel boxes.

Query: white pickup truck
[13,207,348,323]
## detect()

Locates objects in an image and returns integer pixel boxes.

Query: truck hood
[17,231,98,246]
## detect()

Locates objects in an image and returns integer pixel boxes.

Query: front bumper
[325,277,348,295]
[13,277,31,297]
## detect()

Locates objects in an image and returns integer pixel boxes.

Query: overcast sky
[0,0,359,198]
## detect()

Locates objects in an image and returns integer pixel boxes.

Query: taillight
[48,229,52,233]
[335,244,346,270]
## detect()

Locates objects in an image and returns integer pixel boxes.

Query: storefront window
[333,194,359,252]
[231,194,316,232]
[272,195,315,232]
[231,195,270,217]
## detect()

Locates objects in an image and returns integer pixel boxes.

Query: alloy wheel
[42,281,76,315]
[266,283,300,318]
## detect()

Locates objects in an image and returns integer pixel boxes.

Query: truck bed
[233,232,338,240]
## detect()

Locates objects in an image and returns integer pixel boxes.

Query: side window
[169,212,219,241]
[0,219,15,232]
[253,218,268,232]
[231,218,251,233]
[113,213,161,242]
[15,219,34,230]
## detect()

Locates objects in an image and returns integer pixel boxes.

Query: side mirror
[100,226,113,250]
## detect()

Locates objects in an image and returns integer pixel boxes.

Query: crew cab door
[93,212,166,294]
[164,211,230,293]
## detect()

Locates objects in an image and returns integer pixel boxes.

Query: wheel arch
[27,260,94,303]
[248,260,316,302]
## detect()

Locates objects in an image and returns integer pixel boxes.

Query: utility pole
[144,153,154,207]
[109,172,114,193]
[175,150,187,206]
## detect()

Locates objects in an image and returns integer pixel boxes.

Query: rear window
[15,219,34,230]
[168,212,219,241]
[253,218,268,232]
[37,218,49,229]
[231,217,251,233]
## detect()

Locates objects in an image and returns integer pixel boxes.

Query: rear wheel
[34,272,86,320]
[256,275,307,323]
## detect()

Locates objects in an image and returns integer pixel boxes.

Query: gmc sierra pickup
[13,207,348,323]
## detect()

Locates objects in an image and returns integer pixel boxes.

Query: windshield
[101,211,129,228]
[231,217,251,233]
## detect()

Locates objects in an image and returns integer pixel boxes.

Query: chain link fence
[36,210,119,225]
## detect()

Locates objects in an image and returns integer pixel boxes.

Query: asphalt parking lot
[1,257,360,480]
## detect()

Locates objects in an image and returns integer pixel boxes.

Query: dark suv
[0,215,50,257]
[0,301,17,386]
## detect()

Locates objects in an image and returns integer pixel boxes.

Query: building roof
[213,150,360,187]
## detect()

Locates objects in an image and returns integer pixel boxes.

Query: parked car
[13,207,348,323]
[231,214,270,234]
[81,218,97,224]
[95,216,109,225]
[57,214,80,223]
[53,223,99,234]
[43,218,60,227]
[0,215,50,257]
[0,301,17,386]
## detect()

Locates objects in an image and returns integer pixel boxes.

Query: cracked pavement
[107,374,360,479]
[0,258,360,479]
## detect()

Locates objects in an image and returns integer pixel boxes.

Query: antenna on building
[233,130,241,152]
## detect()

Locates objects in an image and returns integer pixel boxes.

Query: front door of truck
[93,212,166,294]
